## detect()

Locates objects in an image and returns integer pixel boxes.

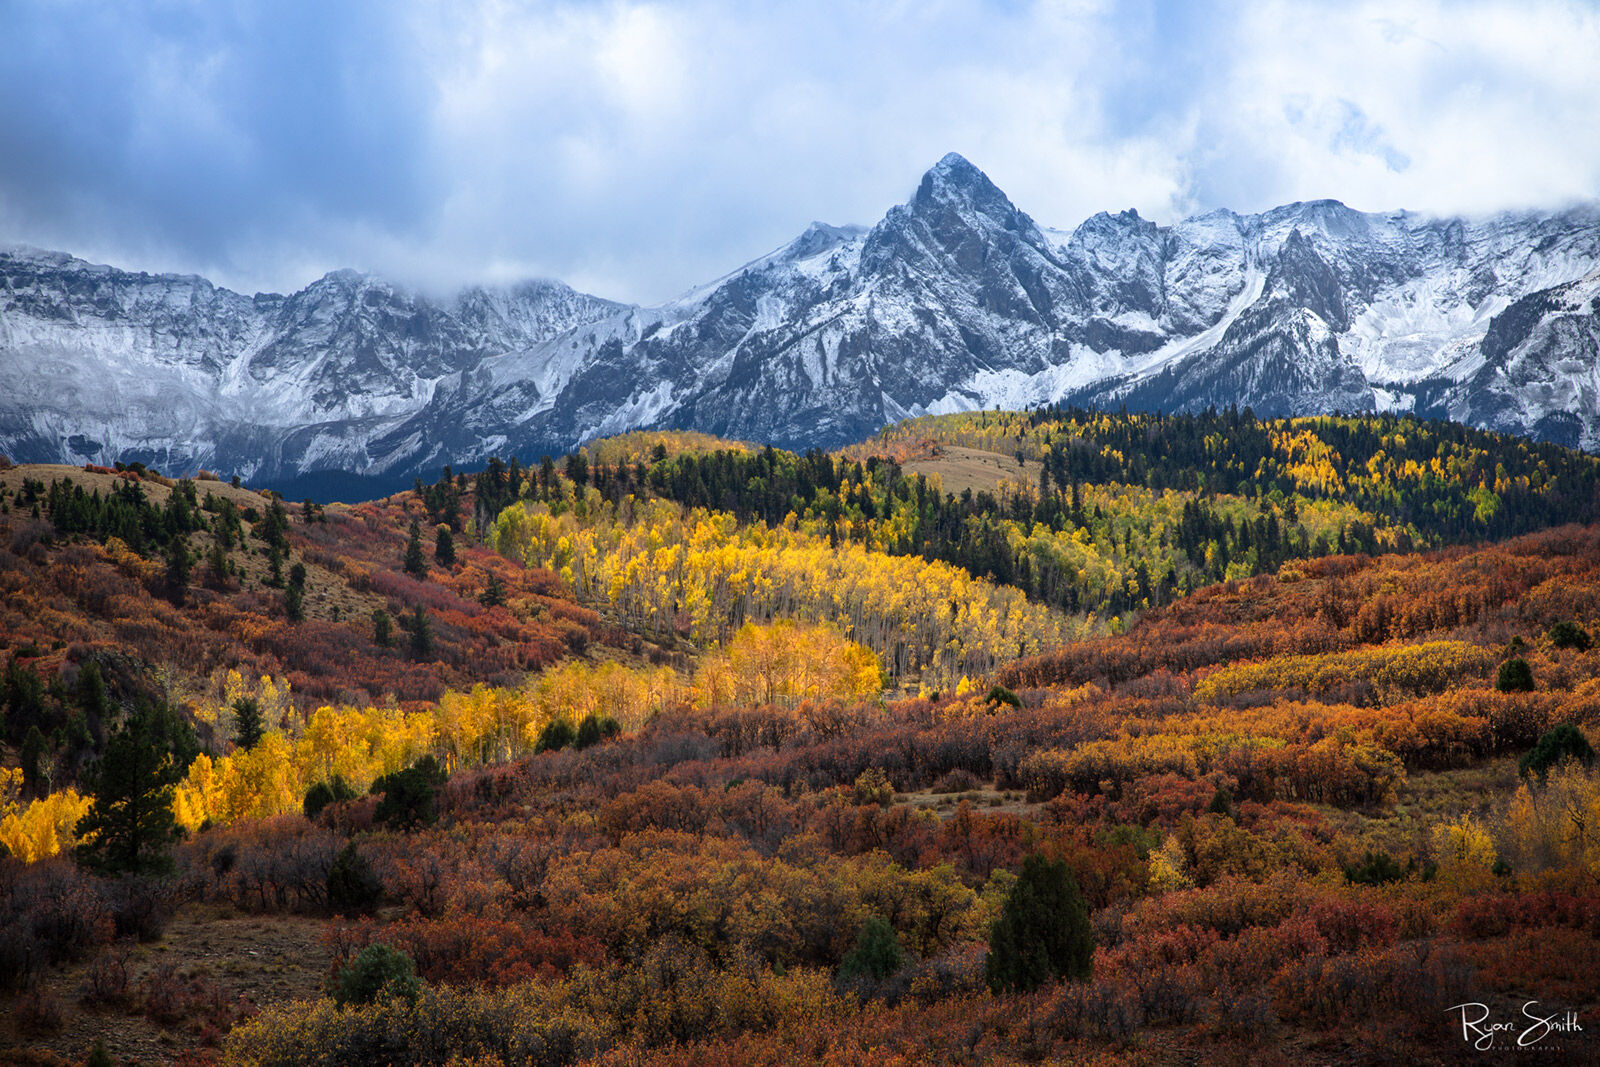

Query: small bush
[1343,849,1406,886]
[986,685,1022,708]
[142,961,188,1026]
[332,944,422,1006]
[931,768,983,795]
[304,775,358,820]
[17,989,65,1036]
[574,713,621,750]
[1496,657,1535,693]
[839,915,905,983]
[85,1038,114,1067]
[327,843,383,916]
[371,757,447,831]
[106,875,172,942]
[1519,724,1597,780]
[852,768,894,807]
[535,719,576,754]
[84,946,133,1006]
[1549,621,1592,651]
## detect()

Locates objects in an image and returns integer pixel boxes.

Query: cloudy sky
[2,0,1597,304]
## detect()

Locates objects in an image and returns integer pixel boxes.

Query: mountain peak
[908,152,1023,230]
[933,151,978,173]
[919,152,990,196]
[783,221,863,261]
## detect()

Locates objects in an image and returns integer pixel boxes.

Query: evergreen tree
[1497,657,1535,693]
[213,497,239,550]
[1519,724,1597,781]
[838,915,905,982]
[371,756,447,831]
[403,604,432,661]
[3,656,49,747]
[73,701,198,875]
[232,697,264,750]
[574,712,621,750]
[372,608,394,649]
[284,562,307,623]
[163,537,191,604]
[534,719,575,753]
[479,573,506,608]
[564,452,589,487]
[404,520,428,578]
[332,944,420,1006]
[303,775,357,819]
[327,842,384,915]
[74,660,110,725]
[1549,621,1592,651]
[205,539,231,589]
[985,853,1093,993]
[20,724,49,797]
[434,526,456,567]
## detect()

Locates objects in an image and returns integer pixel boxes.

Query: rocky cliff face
[4,154,1599,493]
[0,250,622,483]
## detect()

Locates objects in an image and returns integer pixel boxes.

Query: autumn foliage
[3,438,1600,1062]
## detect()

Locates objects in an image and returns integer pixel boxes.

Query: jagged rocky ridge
[3,153,1599,492]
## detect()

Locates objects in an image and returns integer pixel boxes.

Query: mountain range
[4,152,1598,495]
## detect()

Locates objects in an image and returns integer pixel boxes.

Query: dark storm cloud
[0,0,433,288]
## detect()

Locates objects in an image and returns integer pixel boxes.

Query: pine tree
[73,701,198,875]
[232,697,264,750]
[20,725,49,797]
[1519,724,1596,780]
[985,853,1093,993]
[74,660,109,725]
[284,562,307,623]
[839,915,905,982]
[371,756,447,831]
[372,608,394,649]
[404,521,428,578]
[205,540,231,590]
[434,526,456,567]
[1497,657,1535,693]
[163,537,191,604]
[404,604,432,661]
[327,842,384,915]
[479,573,506,608]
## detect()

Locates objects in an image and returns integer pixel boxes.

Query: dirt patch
[896,783,1039,819]
[0,905,330,1066]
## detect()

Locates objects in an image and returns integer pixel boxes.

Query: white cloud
[390,0,1204,301]
[2,0,1597,302]
[1188,0,1600,216]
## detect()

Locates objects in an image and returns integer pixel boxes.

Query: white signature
[1446,1002,1583,1050]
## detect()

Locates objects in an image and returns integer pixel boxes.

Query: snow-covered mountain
[4,153,1600,493]
[0,249,623,486]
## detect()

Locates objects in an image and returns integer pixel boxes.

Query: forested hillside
[1,413,1598,1063]
[590,408,1600,621]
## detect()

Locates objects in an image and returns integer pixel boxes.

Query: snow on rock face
[0,246,623,481]
[1443,270,1600,450]
[4,157,1600,490]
